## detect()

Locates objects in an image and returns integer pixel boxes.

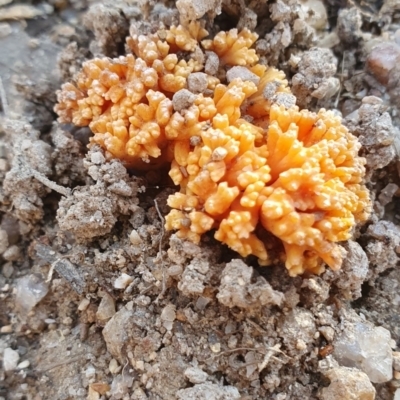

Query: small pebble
[17,360,30,369]
[320,366,376,400]
[226,66,260,85]
[319,326,335,342]
[209,342,221,353]
[3,348,20,371]
[393,351,400,371]
[161,304,176,331]
[184,367,209,384]
[367,42,400,86]
[87,386,100,400]
[96,293,115,323]
[109,358,121,374]
[378,183,399,206]
[78,298,90,311]
[114,273,133,289]
[129,229,142,246]
[136,360,144,370]
[2,262,14,278]
[0,229,9,254]
[167,264,183,276]
[3,245,21,261]
[0,22,11,38]
[85,364,96,379]
[187,72,208,94]
[1,284,9,292]
[0,325,12,333]
[205,51,219,75]
[62,317,73,326]
[0,4,47,20]
[172,89,196,112]
[90,382,110,395]
[15,274,49,313]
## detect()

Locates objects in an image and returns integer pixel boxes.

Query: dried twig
[206,347,270,361]
[18,156,71,197]
[37,353,86,373]
[29,165,71,196]
[154,199,166,302]
[0,76,9,117]
[258,343,284,372]
[205,344,290,364]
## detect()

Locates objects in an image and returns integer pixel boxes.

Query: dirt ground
[0,0,400,399]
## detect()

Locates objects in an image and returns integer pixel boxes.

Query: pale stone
[15,274,48,313]
[161,304,176,331]
[129,229,142,245]
[113,273,133,289]
[96,293,115,323]
[109,359,121,375]
[177,383,240,400]
[334,322,393,383]
[85,364,96,379]
[320,367,376,400]
[78,298,90,311]
[184,367,209,384]
[0,229,8,254]
[3,348,20,371]
[17,360,30,369]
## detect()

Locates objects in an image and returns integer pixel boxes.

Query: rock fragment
[279,308,316,354]
[345,96,396,171]
[217,259,284,309]
[176,0,222,24]
[2,245,21,261]
[184,367,209,384]
[320,366,376,400]
[291,47,339,107]
[367,42,400,86]
[0,229,9,255]
[187,73,208,94]
[378,183,399,206]
[96,293,116,324]
[172,89,196,112]
[3,348,20,372]
[226,66,260,85]
[365,220,400,281]
[176,382,240,400]
[178,259,209,296]
[160,304,176,331]
[204,51,219,75]
[113,273,133,290]
[0,4,51,20]
[57,150,140,241]
[336,7,362,45]
[0,22,11,38]
[84,3,130,56]
[15,274,49,314]
[325,241,368,300]
[102,303,149,363]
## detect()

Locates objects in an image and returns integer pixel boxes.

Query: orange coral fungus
[55,22,371,276]
[167,101,370,276]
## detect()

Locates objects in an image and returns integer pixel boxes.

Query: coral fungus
[55,22,371,276]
